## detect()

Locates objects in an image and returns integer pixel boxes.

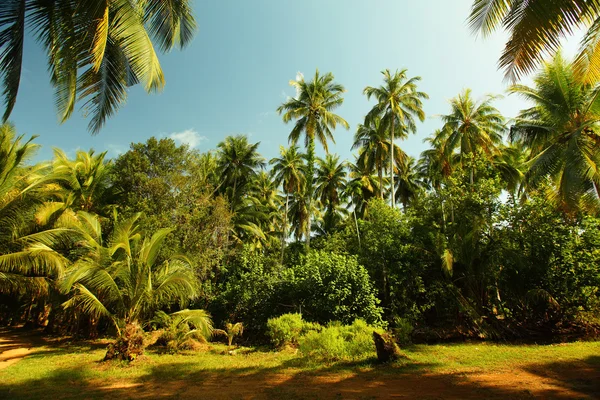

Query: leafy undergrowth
[1,339,599,399]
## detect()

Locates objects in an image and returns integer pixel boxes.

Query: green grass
[1,340,599,399]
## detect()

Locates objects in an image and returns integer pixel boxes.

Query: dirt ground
[1,329,599,400]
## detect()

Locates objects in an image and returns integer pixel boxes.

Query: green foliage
[298,319,383,362]
[288,251,383,325]
[152,310,213,353]
[266,313,319,347]
[0,1,197,132]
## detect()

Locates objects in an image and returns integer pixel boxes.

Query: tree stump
[373,331,402,363]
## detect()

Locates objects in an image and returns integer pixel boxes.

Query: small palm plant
[60,211,208,361]
[213,322,244,349]
[152,310,214,353]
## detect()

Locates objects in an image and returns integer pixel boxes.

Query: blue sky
[9,0,580,164]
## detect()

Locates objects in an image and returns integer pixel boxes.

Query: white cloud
[169,129,207,149]
[106,144,127,157]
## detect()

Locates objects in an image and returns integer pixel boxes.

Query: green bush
[298,319,383,361]
[392,317,413,345]
[266,313,319,347]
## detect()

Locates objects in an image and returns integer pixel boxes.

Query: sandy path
[0,328,41,370]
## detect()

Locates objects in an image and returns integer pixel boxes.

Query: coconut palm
[0,0,196,132]
[60,211,208,358]
[395,156,423,210]
[315,154,347,212]
[269,145,305,258]
[418,129,455,192]
[353,116,404,199]
[0,123,68,295]
[345,157,379,218]
[441,89,506,185]
[216,135,265,207]
[36,149,113,224]
[469,0,600,83]
[509,54,600,213]
[364,69,428,208]
[277,70,349,248]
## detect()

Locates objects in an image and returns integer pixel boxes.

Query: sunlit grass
[1,340,598,399]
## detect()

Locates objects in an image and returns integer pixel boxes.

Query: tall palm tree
[0,123,68,295]
[469,0,600,83]
[353,116,403,199]
[315,154,347,234]
[216,135,265,207]
[269,145,305,258]
[395,156,423,210]
[277,70,349,248]
[364,69,428,208]
[346,157,379,218]
[0,1,197,132]
[60,211,209,358]
[441,89,505,185]
[509,53,600,213]
[315,154,347,212]
[418,129,455,192]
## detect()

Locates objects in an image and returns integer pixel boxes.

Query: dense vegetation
[1,50,599,360]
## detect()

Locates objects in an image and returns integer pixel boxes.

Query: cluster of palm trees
[0,126,208,351]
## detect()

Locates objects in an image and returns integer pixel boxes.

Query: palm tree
[216,135,265,207]
[60,211,209,359]
[509,53,600,213]
[0,123,68,295]
[364,69,428,208]
[0,1,197,132]
[277,70,349,248]
[395,156,423,210]
[346,157,379,218]
[418,130,455,192]
[269,145,305,258]
[441,89,505,185]
[37,149,113,222]
[353,116,404,199]
[315,154,348,234]
[469,0,600,83]
[315,154,347,212]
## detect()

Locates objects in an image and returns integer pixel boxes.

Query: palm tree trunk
[281,194,289,262]
[305,137,315,250]
[390,117,396,208]
[378,165,383,199]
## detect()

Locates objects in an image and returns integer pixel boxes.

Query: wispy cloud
[106,144,127,157]
[169,129,207,148]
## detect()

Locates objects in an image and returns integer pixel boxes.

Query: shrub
[298,319,383,362]
[266,313,319,347]
[104,323,145,361]
[392,317,413,345]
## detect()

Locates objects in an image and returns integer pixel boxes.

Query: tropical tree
[60,211,208,358]
[509,54,600,213]
[216,135,265,207]
[269,145,305,258]
[0,1,197,132]
[36,149,113,224]
[469,0,600,83]
[353,116,403,199]
[440,89,505,185]
[418,129,455,192]
[346,157,379,218]
[395,156,423,210]
[277,70,349,248]
[364,69,428,208]
[0,123,68,295]
[315,154,347,212]
[315,154,348,234]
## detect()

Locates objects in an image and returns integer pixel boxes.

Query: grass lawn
[1,330,599,399]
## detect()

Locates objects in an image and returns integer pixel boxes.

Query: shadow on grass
[1,340,599,399]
